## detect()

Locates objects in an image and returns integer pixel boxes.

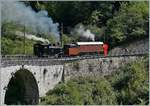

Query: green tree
[62,34,72,45]
[41,81,82,105]
[40,77,117,105]
[92,78,117,105]
[109,58,149,105]
[106,1,149,46]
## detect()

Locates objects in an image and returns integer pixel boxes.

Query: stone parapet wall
[64,56,145,81]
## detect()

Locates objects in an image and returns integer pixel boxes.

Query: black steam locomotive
[33,43,63,57]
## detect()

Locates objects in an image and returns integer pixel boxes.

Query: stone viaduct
[0,55,147,105]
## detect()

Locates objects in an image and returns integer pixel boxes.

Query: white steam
[2,1,59,39]
[15,31,50,43]
[73,25,95,41]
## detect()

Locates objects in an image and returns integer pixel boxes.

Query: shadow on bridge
[4,69,39,105]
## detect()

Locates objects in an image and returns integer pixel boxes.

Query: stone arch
[4,68,39,105]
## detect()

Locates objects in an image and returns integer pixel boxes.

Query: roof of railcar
[76,42,104,45]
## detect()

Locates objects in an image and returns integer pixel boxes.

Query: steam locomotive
[33,42,109,57]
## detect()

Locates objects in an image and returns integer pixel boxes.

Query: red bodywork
[68,47,79,56]
[66,44,104,56]
[79,45,103,54]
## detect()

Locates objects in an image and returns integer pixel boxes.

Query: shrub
[92,78,117,105]
[110,58,149,105]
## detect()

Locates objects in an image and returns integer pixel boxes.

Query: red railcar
[63,44,79,56]
[64,42,105,56]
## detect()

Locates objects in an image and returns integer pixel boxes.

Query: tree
[92,78,117,105]
[110,58,149,105]
[106,1,149,46]
[27,1,116,34]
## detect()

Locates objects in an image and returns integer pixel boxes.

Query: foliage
[92,78,117,105]
[40,76,117,105]
[40,82,82,105]
[1,36,35,55]
[1,22,37,55]
[106,1,149,46]
[27,1,115,33]
[1,21,57,55]
[1,1,149,53]
[107,58,149,105]
[40,58,149,105]
[62,34,73,45]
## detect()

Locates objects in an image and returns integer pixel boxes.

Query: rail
[1,53,148,61]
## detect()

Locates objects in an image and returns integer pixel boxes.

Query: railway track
[1,45,149,60]
[1,53,148,61]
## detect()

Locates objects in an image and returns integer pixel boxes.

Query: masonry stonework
[63,56,144,80]
[1,64,64,105]
[1,55,145,105]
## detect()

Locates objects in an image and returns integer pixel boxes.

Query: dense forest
[40,57,149,105]
[1,1,149,54]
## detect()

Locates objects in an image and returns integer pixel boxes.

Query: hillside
[1,36,36,55]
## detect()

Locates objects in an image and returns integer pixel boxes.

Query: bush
[92,78,117,105]
[40,77,117,105]
[42,82,82,105]
[109,58,149,105]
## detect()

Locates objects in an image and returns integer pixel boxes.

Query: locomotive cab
[33,43,51,57]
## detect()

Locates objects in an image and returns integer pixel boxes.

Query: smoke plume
[2,1,59,39]
[15,31,50,43]
[73,25,95,41]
